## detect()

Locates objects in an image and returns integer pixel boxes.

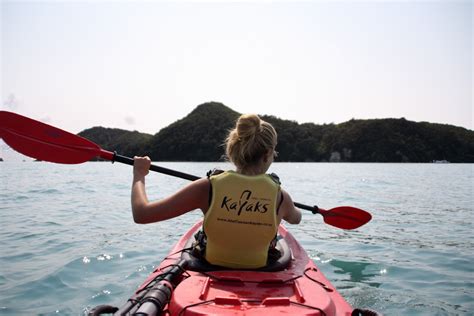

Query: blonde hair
[225,114,277,169]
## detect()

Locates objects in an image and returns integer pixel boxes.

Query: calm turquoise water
[0,162,473,315]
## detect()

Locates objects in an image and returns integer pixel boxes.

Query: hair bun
[236,114,261,140]
[225,113,277,169]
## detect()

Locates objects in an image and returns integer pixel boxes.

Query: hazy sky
[1,0,472,137]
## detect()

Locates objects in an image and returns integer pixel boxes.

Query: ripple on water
[26,188,62,194]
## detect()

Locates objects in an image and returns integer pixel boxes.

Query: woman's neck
[236,165,267,176]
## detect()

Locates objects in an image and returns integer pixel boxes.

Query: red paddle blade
[0,111,102,164]
[321,206,372,230]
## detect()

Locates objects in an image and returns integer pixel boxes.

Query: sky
[1,0,473,142]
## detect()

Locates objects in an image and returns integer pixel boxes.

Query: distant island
[79,102,474,163]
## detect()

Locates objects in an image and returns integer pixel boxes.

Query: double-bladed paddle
[0,110,372,230]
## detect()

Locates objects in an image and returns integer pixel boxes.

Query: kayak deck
[134,220,353,316]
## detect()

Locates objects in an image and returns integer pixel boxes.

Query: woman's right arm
[132,156,209,224]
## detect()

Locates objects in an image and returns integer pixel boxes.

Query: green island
[79,102,474,163]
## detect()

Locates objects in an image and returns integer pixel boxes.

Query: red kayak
[89,221,377,316]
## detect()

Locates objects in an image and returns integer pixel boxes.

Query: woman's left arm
[279,189,302,224]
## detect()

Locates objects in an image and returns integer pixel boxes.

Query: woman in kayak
[132,114,301,269]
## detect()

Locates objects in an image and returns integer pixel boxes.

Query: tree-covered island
[79,102,474,163]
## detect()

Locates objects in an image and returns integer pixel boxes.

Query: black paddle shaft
[113,153,200,181]
[113,153,318,212]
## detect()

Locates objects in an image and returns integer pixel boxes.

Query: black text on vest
[220,190,270,216]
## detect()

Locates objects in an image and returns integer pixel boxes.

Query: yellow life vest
[203,170,280,269]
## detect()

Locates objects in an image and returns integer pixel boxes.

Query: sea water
[0,162,472,315]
